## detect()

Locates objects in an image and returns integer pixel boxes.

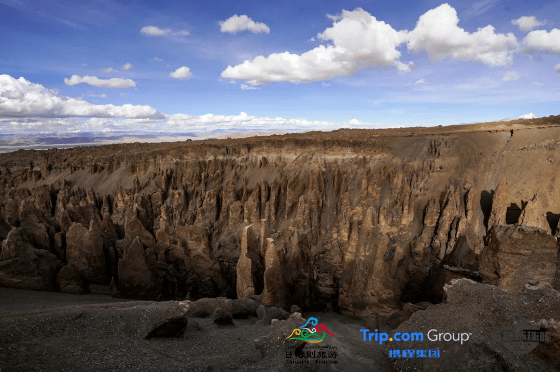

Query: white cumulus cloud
[240,84,257,90]
[170,66,192,79]
[523,29,560,53]
[64,75,136,88]
[512,16,546,32]
[405,4,518,66]
[221,4,522,85]
[103,67,118,73]
[531,81,544,86]
[0,75,162,119]
[219,15,270,34]
[414,78,426,85]
[141,26,190,37]
[555,63,560,73]
[221,8,412,84]
[122,63,132,71]
[503,71,519,81]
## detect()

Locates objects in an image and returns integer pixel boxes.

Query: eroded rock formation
[1,120,560,324]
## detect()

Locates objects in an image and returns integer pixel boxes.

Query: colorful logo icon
[285,317,337,344]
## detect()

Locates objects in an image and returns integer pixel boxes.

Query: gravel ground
[0,288,391,372]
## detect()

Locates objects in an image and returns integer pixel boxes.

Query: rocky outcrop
[412,199,439,261]
[488,181,509,230]
[116,237,158,299]
[261,238,285,308]
[520,194,550,232]
[0,228,62,291]
[480,224,559,292]
[384,279,560,371]
[124,207,155,248]
[66,220,106,285]
[236,225,260,298]
[338,225,403,318]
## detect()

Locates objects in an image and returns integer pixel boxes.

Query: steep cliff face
[1,119,560,322]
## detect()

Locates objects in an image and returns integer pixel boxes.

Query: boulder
[236,297,261,317]
[142,301,189,339]
[256,305,290,326]
[212,307,234,326]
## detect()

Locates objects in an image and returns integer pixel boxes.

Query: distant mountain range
[0,114,541,153]
[0,130,292,153]
[497,113,537,122]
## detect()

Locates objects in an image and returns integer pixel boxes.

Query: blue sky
[1,0,559,136]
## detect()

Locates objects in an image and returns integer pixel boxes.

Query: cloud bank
[0,75,398,135]
[1,75,160,119]
[221,4,519,85]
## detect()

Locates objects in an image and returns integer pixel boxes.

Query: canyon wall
[1,120,560,323]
